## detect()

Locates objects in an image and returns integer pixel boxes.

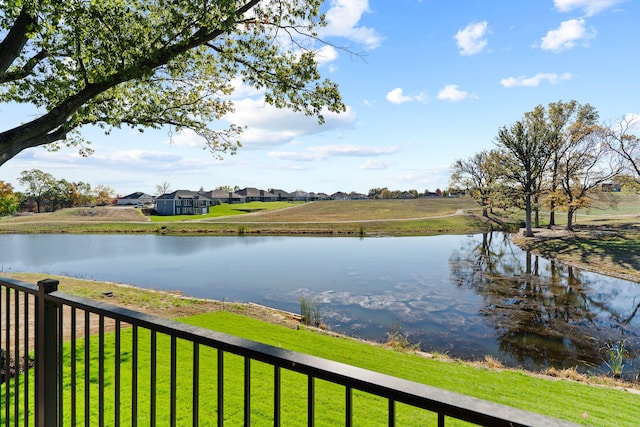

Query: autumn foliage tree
[0,181,18,216]
[0,1,344,165]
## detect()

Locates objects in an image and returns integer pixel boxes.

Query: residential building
[117,192,155,206]
[155,190,212,215]
[236,187,277,202]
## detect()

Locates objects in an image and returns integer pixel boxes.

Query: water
[2,232,639,376]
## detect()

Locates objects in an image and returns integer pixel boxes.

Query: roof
[119,192,153,200]
[200,190,245,199]
[156,190,211,201]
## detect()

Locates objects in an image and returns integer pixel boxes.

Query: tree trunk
[566,207,574,231]
[524,194,533,237]
[549,211,555,228]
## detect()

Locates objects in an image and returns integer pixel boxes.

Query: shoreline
[4,270,640,393]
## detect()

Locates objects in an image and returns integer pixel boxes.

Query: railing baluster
[192,343,199,427]
[273,366,281,427]
[345,385,352,427]
[5,286,10,427]
[14,290,20,427]
[170,335,177,427]
[438,412,445,427]
[217,349,224,427]
[115,320,121,427]
[71,308,77,426]
[84,310,90,427]
[99,315,105,427]
[58,302,64,427]
[131,325,138,427]
[308,375,315,427]
[22,292,29,427]
[244,357,251,426]
[388,399,395,427]
[150,330,157,427]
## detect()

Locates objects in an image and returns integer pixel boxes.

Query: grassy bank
[0,198,511,236]
[3,272,640,426]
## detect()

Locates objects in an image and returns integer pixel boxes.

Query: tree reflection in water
[449,232,640,376]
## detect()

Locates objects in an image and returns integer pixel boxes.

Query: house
[236,187,277,202]
[309,192,331,201]
[268,189,294,201]
[398,191,415,199]
[602,182,621,192]
[155,190,212,215]
[349,192,369,200]
[291,190,310,201]
[331,191,351,200]
[200,190,246,204]
[117,192,155,206]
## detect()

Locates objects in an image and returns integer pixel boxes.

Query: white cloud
[500,72,573,88]
[386,88,412,104]
[162,129,203,148]
[269,144,399,162]
[539,19,596,52]
[437,85,469,102]
[360,159,393,170]
[386,88,427,104]
[321,0,384,49]
[454,21,489,56]
[554,0,625,16]
[310,144,398,157]
[314,45,339,67]
[226,99,357,147]
[268,151,318,161]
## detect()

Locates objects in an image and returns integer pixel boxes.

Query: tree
[69,181,93,207]
[18,169,56,212]
[155,182,171,196]
[94,185,115,206]
[557,125,622,230]
[604,115,640,182]
[450,150,500,217]
[0,1,345,165]
[49,179,73,210]
[544,101,599,227]
[495,112,551,237]
[0,181,18,216]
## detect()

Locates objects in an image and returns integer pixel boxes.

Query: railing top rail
[0,276,580,427]
[0,275,39,295]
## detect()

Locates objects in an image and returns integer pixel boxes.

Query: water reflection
[2,233,640,377]
[450,233,640,374]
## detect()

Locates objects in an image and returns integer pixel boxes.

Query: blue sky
[2,0,639,197]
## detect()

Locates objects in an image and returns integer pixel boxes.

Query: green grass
[4,311,637,426]
[148,201,301,222]
[0,198,510,236]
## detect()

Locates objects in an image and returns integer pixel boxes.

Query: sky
[2,0,639,197]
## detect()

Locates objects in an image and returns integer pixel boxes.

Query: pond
[2,232,639,377]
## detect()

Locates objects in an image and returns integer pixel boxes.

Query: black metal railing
[0,276,579,426]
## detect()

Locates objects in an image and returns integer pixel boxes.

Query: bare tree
[155,182,171,196]
[604,115,640,181]
[558,126,623,230]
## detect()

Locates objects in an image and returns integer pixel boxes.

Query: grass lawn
[3,311,633,426]
[148,201,302,222]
